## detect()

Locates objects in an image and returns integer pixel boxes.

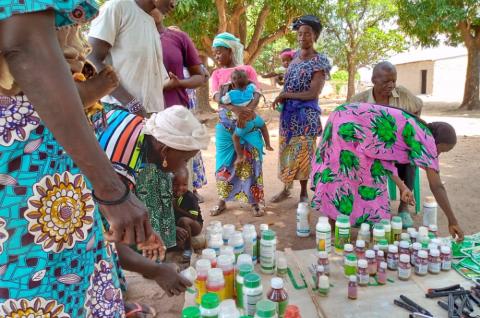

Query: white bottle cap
[365,250,375,258]
[220,245,234,256]
[180,266,198,283]
[377,250,384,257]
[217,254,233,268]
[209,220,222,229]
[242,224,256,233]
[271,277,284,289]
[428,243,439,251]
[388,245,398,253]
[418,226,429,237]
[277,256,288,269]
[196,259,212,272]
[410,231,418,239]
[344,244,354,252]
[430,249,440,257]
[236,254,253,267]
[373,245,379,251]
[399,254,410,263]
[418,250,428,259]
[360,223,370,232]
[260,224,269,231]
[407,227,416,235]
[202,249,217,260]
[318,251,328,259]
[318,216,329,224]
[441,246,451,254]
[356,240,366,248]
[380,261,387,269]
[222,224,236,239]
[429,224,438,232]
[401,233,411,241]
[358,259,368,268]
[412,242,422,250]
[349,275,357,282]
[207,268,224,282]
[319,275,329,288]
[219,299,240,318]
[316,265,325,272]
[431,238,442,246]
[399,241,410,249]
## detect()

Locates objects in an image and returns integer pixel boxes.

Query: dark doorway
[421,70,427,94]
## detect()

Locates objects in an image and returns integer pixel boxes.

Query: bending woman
[311,102,464,240]
[210,32,265,217]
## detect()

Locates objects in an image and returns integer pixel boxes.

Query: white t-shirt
[89,0,168,113]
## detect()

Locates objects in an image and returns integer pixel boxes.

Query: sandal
[252,204,265,217]
[125,302,156,318]
[210,202,226,216]
[270,190,291,203]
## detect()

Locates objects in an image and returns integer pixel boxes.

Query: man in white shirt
[88,0,175,115]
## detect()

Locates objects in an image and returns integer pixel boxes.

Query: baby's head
[231,69,249,88]
[279,48,295,68]
[173,166,189,197]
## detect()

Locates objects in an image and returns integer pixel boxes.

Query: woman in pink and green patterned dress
[311,102,464,240]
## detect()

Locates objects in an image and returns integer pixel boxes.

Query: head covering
[143,105,210,151]
[280,48,295,60]
[212,32,244,66]
[428,122,457,145]
[292,15,323,37]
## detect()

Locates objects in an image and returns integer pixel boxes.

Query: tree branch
[246,4,271,53]
[215,0,227,33]
[246,18,292,64]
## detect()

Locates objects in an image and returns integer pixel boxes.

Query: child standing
[220,69,273,167]
[173,167,203,259]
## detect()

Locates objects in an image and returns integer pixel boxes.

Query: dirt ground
[125,104,480,317]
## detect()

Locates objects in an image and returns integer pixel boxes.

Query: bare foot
[77,66,119,108]
[266,145,274,151]
[234,156,245,170]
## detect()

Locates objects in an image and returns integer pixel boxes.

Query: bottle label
[317,232,331,253]
[398,267,411,279]
[387,258,398,270]
[335,227,350,250]
[297,215,310,234]
[429,262,441,273]
[244,239,257,261]
[415,263,428,275]
[235,281,243,308]
[261,243,276,268]
[244,291,262,316]
[441,261,451,270]
[358,273,369,285]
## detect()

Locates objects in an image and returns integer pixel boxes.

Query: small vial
[399,241,410,256]
[316,265,325,288]
[428,224,438,237]
[344,254,358,278]
[377,261,387,285]
[318,275,329,297]
[355,240,366,260]
[357,259,369,287]
[387,245,399,271]
[348,275,358,300]
[398,254,412,281]
[428,249,441,274]
[411,242,422,267]
[440,246,452,271]
[410,231,418,244]
[317,251,330,276]
[376,251,385,271]
[343,244,354,264]
[415,250,428,276]
[365,250,377,276]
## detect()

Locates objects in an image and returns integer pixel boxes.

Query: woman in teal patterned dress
[0,1,161,316]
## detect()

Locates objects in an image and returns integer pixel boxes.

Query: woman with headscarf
[311,102,464,241]
[209,32,265,217]
[272,15,332,204]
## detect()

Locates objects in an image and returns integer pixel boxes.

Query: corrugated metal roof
[389,46,467,65]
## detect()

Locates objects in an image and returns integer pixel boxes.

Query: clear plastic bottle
[195,259,211,305]
[381,219,392,244]
[217,255,235,300]
[200,293,220,318]
[202,249,217,268]
[316,217,331,253]
[355,240,366,259]
[228,231,245,261]
[348,275,358,300]
[267,277,289,317]
[357,259,369,286]
[344,254,358,277]
[415,250,428,276]
[296,202,310,237]
[218,299,240,318]
[366,250,377,276]
[206,268,225,301]
[243,224,258,264]
[260,230,277,274]
[243,273,263,317]
[223,224,236,245]
[235,263,253,309]
[372,224,385,246]
[357,223,371,247]
[377,262,387,285]
[398,254,411,281]
[440,246,452,271]
[318,251,330,276]
[334,215,351,255]
[208,233,224,256]
[428,248,441,274]
[387,245,399,270]
[391,216,403,242]
[254,300,278,318]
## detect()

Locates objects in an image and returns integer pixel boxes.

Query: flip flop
[125,302,156,318]
[270,190,291,203]
[210,203,226,216]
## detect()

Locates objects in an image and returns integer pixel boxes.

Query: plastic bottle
[318,275,329,297]
[206,223,222,242]
[399,241,410,256]
[220,246,234,258]
[235,263,253,309]
[428,224,438,238]
[243,272,263,317]
[334,215,351,255]
[316,265,325,286]
[207,268,225,301]
[218,299,240,318]
[277,256,288,277]
[236,254,253,269]
[348,275,358,300]
[415,250,428,276]
[208,233,224,256]
[423,196,437,226]
[417,226,429,245]
[296,202,310,237]
[344,254,357,277]
[217,255,235,300]
[182,306,201,318]
[411,242,421,267]
[410,230,418,244]
[372,224,385,246]
[355,240,366,259]
[381,219,392,244]
[440,246,452,271]
[316,217,331,253]
[398,254,412,281]
[343,244,354,264]
[195,259,211,305]
[243,224,258,264]
[228,231,245,261]
[257,224,269,262]
[200,293,220,318]
[317,251,330,276]
[378,239,389,260]
[202,249,217,268]
[254,300,278,318]
[366,250,377,276]
[377,261,387,285]
[260,230,277,274]
[223,224,236,245]
[391,216,403,242]
[400,233,411,243]
[357,223,371,248]
[267,277,289,317]
[376,251,385,271]
[387,245,399,270]
[181,266,198,294]
[357,259,369,286]
[428,249,441,274]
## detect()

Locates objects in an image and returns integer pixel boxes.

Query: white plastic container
[417,226,429,244]
[260,230,277,274]
[236,254,253,268]
[423,196,438,226]
[357,223,371,247]
[243,273,263,316]
[202,248,217,268]
[228,231,245,261]
[316,217,331,253]
[243,224,258,263]
[357,259,369,286]
[296,202,310,237]
[206,224,223,242]
[223,224,236,245]
[219,299,240,318]
[206,268,226,301]
[208,232,223,256]
[220,246,234,257]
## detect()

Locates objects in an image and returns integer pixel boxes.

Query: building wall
[432,55,467,101]
[395,61,434,95]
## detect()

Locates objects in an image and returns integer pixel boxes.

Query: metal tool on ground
[393,297,433,317]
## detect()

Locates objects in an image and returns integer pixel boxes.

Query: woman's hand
[163,72,182,91]
[137,232,166,262]
[400,187,415,206]
[448,223,464,242]
[146,263,192,297]
[272,92,286,110]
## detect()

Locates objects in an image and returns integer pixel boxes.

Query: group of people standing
[0,1,465,317]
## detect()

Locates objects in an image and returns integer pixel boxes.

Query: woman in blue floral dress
[272,15,331,204]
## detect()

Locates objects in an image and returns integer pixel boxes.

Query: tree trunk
[459,42,480,110]
[346,60,356,101]
[196,55,214,113]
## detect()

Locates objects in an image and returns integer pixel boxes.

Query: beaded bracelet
[126,98,145,114]
[92,179,130,206]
